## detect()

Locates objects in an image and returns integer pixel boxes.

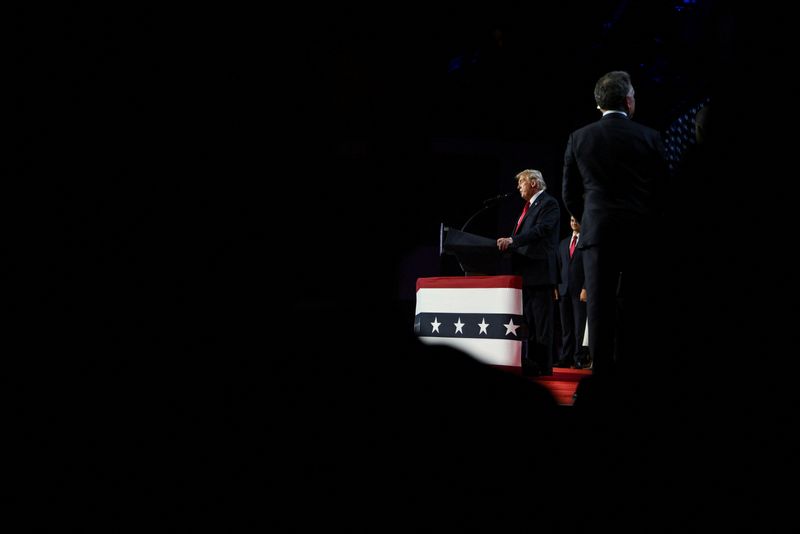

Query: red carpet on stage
[495,366,590,406]
[531,368,590,406]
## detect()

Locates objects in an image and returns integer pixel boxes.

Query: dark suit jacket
[562,113,668,248]
[557,235,584,297]
[509,192,560,286]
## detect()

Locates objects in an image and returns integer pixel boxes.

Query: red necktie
[569,235,577,258]
[514,202,530,235]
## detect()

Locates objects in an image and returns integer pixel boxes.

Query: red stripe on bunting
[416,275,523,292]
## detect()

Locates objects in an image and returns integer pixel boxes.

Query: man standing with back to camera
[562,71,668,379]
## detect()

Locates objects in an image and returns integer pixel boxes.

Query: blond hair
[515,169,546,191]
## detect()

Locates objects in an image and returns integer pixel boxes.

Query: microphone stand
[461,204,492,232]
[463,193,513,231]
[451,194,512,275]
[457,201,498,275]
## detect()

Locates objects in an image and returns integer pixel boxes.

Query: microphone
[482,191,515,205]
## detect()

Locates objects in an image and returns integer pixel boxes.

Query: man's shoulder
[571,117,616,138]
[629,119,660,136]
[540,192,559,206]
[584,116,661,139]
[571,120,600,136]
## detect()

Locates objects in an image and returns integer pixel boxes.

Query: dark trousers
[522,285,556,374]
[582,240,656,377]
[558,291,588,364]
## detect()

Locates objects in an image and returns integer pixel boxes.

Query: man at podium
[496,169,560,376]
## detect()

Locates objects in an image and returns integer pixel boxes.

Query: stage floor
[494,366,591,406]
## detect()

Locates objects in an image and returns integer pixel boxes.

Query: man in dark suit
[497,169,560,376]
[562,71,668,377]
[555,216,590,369]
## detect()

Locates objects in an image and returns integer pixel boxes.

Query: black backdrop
[291,1,742,311]
[7,3,799,529]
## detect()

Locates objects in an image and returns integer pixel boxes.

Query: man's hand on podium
[497,237,513,252]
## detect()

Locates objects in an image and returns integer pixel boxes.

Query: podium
[440,227,502,275]
[414,275,527,367]
[440,225,536,276]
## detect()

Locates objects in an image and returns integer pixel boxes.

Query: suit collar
[529,190,545,207]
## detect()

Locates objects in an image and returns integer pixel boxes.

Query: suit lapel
[523,197,541,227]
[516,193,547,233]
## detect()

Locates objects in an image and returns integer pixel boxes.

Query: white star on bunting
[503,318,520,336]
[478,318,489,335]
[431,317,441,333]
[454,317,465,334]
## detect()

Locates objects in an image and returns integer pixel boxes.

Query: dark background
[6,3,798,527]
[291,0,768,313]
[7,2,780,318]
[8,2,792,379]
